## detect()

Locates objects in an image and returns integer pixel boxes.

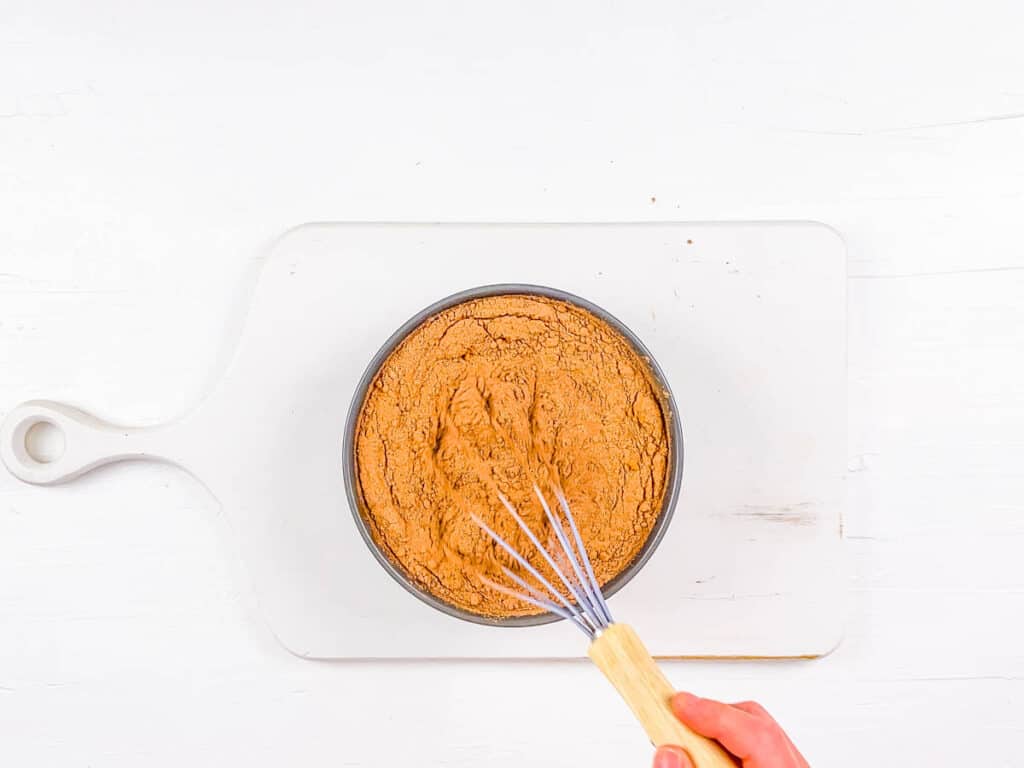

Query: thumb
[653,745,695,768]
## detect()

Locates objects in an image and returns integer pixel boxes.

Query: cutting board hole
[24,421,65,464]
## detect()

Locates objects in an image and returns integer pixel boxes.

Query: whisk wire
[554,487,613,624]
[496,494,603,629]
[474,487,615,636]
[478,575,594,638]
[499,567,597,637]
[470,513,589,627]
[534,485,609,627]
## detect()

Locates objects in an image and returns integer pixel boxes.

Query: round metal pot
[341,284,684,627]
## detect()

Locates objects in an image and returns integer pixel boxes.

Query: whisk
[474,486,734,768]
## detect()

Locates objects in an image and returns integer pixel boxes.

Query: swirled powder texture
[353,294,671,618]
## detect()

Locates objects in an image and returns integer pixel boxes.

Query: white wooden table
[1,2,1022,765]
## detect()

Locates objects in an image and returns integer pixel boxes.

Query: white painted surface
[0,0,1022,764]
[1,222,847,659]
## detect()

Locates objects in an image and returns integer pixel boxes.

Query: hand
[652,693,808,768]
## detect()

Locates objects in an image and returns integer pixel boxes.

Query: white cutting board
[1,222,847,659]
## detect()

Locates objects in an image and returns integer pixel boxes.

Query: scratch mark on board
[681,591,787,601]
[777,127,866,137]
[732,502,816,526]
[850,265,1024,280]
[723,109,1024,137]
[878,111,1024,133]
[866,674,1024,683]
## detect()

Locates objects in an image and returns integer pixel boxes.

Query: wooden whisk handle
[588,623,735,768]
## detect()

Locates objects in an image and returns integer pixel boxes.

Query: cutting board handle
[1,400,184,485]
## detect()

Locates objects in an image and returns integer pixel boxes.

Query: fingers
[671,693,773,760]
[730,700,774,722]
[731,700,808,766]
[652,745,695,768]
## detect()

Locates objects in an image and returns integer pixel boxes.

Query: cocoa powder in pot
[353,294,671,618]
